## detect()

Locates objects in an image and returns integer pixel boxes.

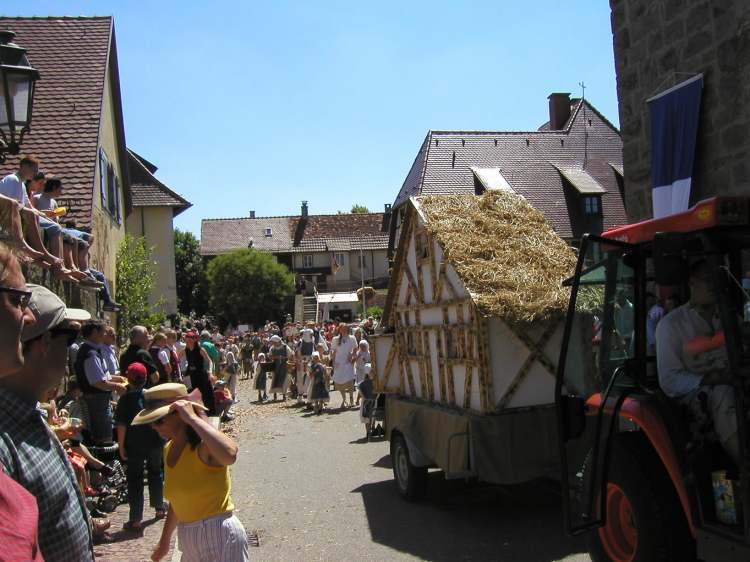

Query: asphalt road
[226,378,591,562]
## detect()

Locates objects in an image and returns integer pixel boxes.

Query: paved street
[96,377,590,561]
[230,380,590,562]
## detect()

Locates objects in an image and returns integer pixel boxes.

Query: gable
[0,17,115,228]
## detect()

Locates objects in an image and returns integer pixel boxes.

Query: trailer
[372,191,585,499]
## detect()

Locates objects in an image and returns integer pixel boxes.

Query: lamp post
[0,30,40,163]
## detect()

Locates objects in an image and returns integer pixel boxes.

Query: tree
[206,249,294,328]
[350,204,370,214]
[116,234,165,342]
[174,229,208,316]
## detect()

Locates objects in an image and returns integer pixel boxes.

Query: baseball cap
[21,284,91,342]
[126,362,148,384]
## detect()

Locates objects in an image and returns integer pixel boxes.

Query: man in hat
[0,284,95,562]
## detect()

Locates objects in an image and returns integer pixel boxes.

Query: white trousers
[177,512,249,562]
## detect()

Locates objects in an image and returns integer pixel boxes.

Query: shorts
[38,216,62,238]
[177,512,249,562]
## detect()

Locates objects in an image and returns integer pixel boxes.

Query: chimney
[382,203,392,232]
[301,201,308,217]
[548,92,571,131]
[294,201,309,246]
[249,210,255,219]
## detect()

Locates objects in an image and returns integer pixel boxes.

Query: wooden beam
[496,321,559,410]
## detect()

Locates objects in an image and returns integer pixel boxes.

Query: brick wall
[610,0,750,220]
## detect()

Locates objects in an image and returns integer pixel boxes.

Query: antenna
[579,81,588,169]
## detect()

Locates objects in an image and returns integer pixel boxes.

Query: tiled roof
[200,212,388,256]
[0,17,116,228]
[128,150,191,215]
[201,216,294,255]
[392,99,628,238]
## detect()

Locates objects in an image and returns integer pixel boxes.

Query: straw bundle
[418,191,577,326]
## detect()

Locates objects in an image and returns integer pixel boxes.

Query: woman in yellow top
[132,383,249,562]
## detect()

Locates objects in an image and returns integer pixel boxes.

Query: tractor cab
[556,197,750,561]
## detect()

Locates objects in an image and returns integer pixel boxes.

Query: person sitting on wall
[656,259,739,464]
[0,156,77,281]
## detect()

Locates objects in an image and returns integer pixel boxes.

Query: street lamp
[0,30,40,162]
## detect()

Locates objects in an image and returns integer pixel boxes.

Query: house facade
[126,150,191,315]
[201,202,391,293]
[389,93,628,256]
[0,16,130,314]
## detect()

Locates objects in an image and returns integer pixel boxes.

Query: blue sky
[5,1,619,235]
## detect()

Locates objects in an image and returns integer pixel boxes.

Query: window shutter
[107,164,116,215]
[114,176,121,223]
[99,149,108,209]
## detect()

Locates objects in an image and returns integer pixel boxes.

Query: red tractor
[556,197,750,561]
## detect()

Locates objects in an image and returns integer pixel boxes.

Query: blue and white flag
[648,74,703,218]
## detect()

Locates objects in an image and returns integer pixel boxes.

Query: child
[354,340,371,405]
[214,379,234,422]
[114,362,167,531]
[358,364,376,438]
[254,352,268,402]
[308,352,330,415]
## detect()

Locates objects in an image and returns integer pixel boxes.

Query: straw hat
[131,383,207,426]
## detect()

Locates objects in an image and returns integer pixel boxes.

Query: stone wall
[610,0,750,221]
[22,262,105,320]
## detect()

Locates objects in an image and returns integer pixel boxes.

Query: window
[583,196,601,215]
[335,253,345,267]
[302,254,313,268]
[264,227,273,237]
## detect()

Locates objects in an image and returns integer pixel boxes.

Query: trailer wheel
[589,433,694,562]
[391,433,427,501]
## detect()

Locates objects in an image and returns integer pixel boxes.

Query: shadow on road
[352,473,587,562]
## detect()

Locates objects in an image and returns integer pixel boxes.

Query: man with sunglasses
[0,284,96,562]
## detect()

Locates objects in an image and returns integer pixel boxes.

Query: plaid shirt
[0,388,94,562]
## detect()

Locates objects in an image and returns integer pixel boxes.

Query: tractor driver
[655,259,740,465]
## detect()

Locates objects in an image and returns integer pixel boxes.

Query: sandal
[155,509,167,519]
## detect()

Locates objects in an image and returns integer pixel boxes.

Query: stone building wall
[610,0,750,221]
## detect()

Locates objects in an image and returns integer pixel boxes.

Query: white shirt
[656,303,726,399]
[300,328,315,343]
[175,341,188,371]
[157,348,170,366]
[331,334,357,383]
[0,173,29,206]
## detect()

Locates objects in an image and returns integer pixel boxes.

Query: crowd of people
[0,240,249,561]
[0,155,120,311]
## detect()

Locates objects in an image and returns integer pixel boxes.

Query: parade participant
[165,329,182,383]
[0,243,45,561]
[354,339,371,405]
[240,337,254,378]
[268,335,292,401]
[358,364,376,438]
[184,331,216,416]
[299,321,315,357]
[223,344,239,404]
[134,384,249,562]
[115,362,166,531]
[331,323,357,408]
[254,352,268,402]
[308,352,330,415]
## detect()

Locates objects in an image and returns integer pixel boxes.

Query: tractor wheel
[391,433,427,501]
[589,433,694,562]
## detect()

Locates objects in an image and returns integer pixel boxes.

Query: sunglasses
[0,286,32,310]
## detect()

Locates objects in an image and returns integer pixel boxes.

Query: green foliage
[350,204,370,214]
[174,229,209,316]
[206,249,294,328]
[115,234,163,342]
[356,303,384,318]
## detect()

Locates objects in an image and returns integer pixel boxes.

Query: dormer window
[583,196,601,215]
[264,227,273,237]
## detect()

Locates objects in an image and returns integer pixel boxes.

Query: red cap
[185,330,198,339]
[126,362,148,384]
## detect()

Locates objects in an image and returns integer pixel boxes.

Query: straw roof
[418,191,577,326]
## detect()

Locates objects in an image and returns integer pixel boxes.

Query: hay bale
[418,191,577,326]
